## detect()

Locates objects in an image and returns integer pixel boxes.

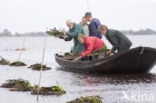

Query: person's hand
[58,35,65,39]
[107,50,112,55]
[64,32,70,36]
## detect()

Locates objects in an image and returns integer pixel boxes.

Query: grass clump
[0,57,10,65]
[9,61,26,66]
[67,96,103,103]
[28,63,51,71]
[31,85,66,96]
[1,79,32,91]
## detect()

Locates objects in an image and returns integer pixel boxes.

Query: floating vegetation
[1,79,66,96]
[9,61,26,66]
[1,79,32,91]
[46,27,69,39]
[3,48,27,51]
[0,57,10,65]
[31,86,66,96]
[28,63,51,71]
[15,47,27,51]
[67,96,103,103]
[1,80,17,88]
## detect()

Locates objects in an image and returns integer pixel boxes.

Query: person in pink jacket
[78,34,104,59]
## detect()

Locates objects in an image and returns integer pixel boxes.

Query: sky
[0,0,156,33]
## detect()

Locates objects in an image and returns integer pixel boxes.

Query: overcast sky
[0,0,156,33]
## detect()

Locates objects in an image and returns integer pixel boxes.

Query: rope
[18,38,26,62]
[37,37,47,101]
[139,46,144,55]
[86,0,91,11]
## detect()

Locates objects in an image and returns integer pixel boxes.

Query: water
[0,35,156,103]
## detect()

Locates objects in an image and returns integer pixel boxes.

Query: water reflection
[59,67,156,86]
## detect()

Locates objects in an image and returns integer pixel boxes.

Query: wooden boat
[55,46,156,73]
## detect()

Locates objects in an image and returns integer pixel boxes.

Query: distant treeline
[0,28,156,36]
[121,28,156,35]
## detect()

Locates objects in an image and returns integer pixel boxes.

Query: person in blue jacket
[84,12,102,39]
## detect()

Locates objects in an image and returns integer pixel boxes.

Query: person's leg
[82,56,92,61]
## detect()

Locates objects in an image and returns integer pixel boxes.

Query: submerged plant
[28,63,51,71]
[1,79,32,91]
[31,85,66,95]
[67,96,103,103]
[46,27,69,39]
[9,61,26,66]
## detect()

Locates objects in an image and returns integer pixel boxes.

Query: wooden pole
[18,38,26,62]
[37,32,47,102]
[86,0,91,11]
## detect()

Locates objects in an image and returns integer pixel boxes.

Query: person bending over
[98,25,132,54]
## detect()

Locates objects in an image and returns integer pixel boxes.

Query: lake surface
[0,35,156,103]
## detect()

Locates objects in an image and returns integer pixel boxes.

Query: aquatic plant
[1,79,32,91]
[1,80,17,88]
[15,47,27,51]
[31,85,66,95]
[61,53,80,60]
[46,27,69,39]
[28,63,51,71]
[1,79,66,96]
[59,46,108,61]
[67,96,103,103]
[0,57,11,65]
[9,61,26,66]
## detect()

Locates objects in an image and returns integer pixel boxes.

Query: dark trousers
[82,56,92,61]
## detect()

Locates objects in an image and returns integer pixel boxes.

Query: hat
[85,12,92,18]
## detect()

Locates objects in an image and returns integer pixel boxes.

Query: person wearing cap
[80,17,89,36]
[85,12,102,39]
[98,25,132,54]
[63,20,85,53]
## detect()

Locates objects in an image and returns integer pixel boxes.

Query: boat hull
[55,47,156,73]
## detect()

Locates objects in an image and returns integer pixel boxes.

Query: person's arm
[81,42,94,58]
[90,19,102,39]
[69,29,80,38]
[108,35,119,52]
[65,35,72,41]
[65,28,81,41]
[94,19,102,39]
[89,22,96,36]
[98,32,102,39]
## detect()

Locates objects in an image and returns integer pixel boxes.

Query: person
[63,20,85,53]
[80,17,89,36]
[78,34,105,60]
[98,25,132,54]
[84,12,102,39]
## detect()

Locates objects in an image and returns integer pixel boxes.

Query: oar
[73,56,81,61]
